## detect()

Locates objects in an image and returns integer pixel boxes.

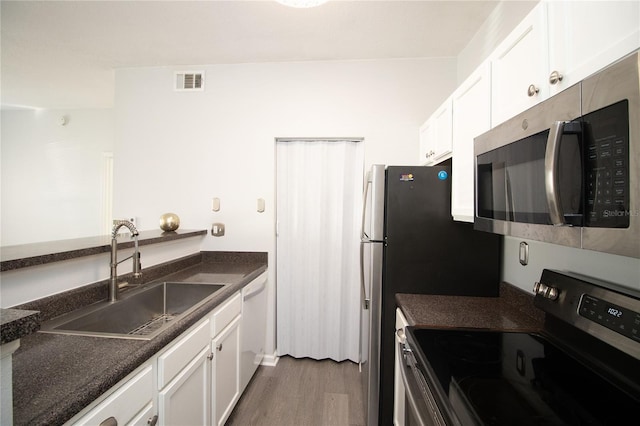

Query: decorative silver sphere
[159,213,180,231]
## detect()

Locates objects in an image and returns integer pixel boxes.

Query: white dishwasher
[239,271,268,392]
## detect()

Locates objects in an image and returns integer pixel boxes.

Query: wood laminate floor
[226,356,366,426]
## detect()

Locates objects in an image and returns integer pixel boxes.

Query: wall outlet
[211,223,225,237]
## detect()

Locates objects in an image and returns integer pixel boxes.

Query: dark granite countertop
[0,308,40,345]
[11,254,267,426]
[396,282,544,332]
[1,229,207,271]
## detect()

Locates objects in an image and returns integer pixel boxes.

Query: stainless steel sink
[40,281,225,340]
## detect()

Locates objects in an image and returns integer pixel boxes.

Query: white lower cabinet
[128,402,156,426]
[157,318,212,425]
[158,347,211,426]
[212,315,241,426]
[69,364,154,426]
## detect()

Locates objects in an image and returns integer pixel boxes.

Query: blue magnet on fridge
[437,171,448,180]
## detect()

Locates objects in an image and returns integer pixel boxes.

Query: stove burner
[435,333,501,364]
[455,376,564,426]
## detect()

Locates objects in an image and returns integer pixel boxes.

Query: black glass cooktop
[408,327,639,426]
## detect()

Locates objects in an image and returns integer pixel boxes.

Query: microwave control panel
[583,100,630,228]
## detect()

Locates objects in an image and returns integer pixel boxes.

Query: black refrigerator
[359,163,502,425]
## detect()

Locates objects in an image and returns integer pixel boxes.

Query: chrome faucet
[109,220,142,302]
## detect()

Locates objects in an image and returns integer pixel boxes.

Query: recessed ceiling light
[276,0,329,8]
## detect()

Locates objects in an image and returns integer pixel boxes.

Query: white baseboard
[261,351,280,367]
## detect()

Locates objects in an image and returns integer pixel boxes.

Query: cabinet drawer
[71,364,153,425]
[158,319,210,389]
[212,292,241,336]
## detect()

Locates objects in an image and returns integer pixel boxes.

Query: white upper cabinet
[490,2,549,127]
[419,96,453,166]
[419,0,640,216]
[433,98,453,163]
[451,62,491,223]
[490,0,640,127]
[419,118,435,165]
[547,0,640,96]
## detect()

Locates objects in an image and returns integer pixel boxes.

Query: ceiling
[2,0,504,109]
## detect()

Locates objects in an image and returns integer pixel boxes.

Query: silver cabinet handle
[217,343,223,351]
[527,84,539,97]
[147,415,159,426]
[207,352,214,361]
[549,70,563,85]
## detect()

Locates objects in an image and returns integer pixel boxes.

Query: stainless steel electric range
[400,269,640,425]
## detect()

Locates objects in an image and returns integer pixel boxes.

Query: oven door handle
[398,342,435,426]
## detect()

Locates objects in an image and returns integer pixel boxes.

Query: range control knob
[533,281,560,300]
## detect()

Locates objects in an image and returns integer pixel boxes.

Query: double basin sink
[40,279,230,340]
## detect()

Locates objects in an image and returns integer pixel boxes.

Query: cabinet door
[433,98,453,163]
[419,99,453,165]
[491,2,548,127]
[547,1,640,96]
[419,119,435,165]
[158,319,211,389]
[158,348,210,426]
[126,402,154,426]
[71,365,154,426]
[393,308,409,426]
[212,316,241,426]
[451,63,491,223]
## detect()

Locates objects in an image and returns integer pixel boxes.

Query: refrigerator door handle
[360,241,370,310]
[361,174,372,241]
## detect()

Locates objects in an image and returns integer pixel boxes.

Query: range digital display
[607,307,623,318]
[579,294,640,342]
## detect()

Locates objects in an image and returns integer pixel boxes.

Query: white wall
[1,108,114,245]
[113,57,457,358]
[113,58,457,235]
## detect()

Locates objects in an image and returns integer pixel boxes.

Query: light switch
[257,198,265,213]
[212,198,220,212]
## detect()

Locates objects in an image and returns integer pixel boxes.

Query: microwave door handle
[545,121,567,226]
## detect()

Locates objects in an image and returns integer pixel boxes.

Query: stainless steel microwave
[474,51,639,259]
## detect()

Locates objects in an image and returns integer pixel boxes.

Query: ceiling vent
[175,71,204,91]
